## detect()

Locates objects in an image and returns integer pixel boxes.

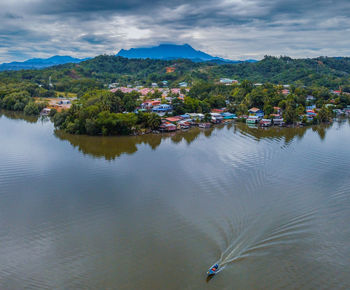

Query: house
[282,89,290,95]
[306,110,317,117]
[165,116,182,123]
[306,105,316,111]
[152,104,172,113]
[160,122,177,131]
[210,113,223,123]
[211,108,224,113]
[273,107,282,115]
[58,99,71,105]
[273,117,284,126]
[188,113,204,121]
[221,112,237,119]
[180,114,190,119]
[41,108,51,115]
[179,82,188,87]
[220,78,238,85]
[306,95,315,102]
[199,123,211,128]
[248,107,264,117]
[151,83,158,88]
[260,119,272,127]
[166,66,176,73]
[246,115,261,124]
[141,100,161,109]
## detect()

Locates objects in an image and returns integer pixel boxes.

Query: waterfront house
[160,122,177,131]
[188,113,204,121]
[199,123,211,128]
[248,107,264,117]
[210,113,223,123]
[260,119,272,127]
[165,116,182,123]
[41,108,51,115]
[273,117,284,126]
[246,115,260,124]
[221,112,237,119]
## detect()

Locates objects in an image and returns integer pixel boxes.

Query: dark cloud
[0,0,350,62]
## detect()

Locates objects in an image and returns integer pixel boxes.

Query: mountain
[117,43,253,63]
[0,55,89,71]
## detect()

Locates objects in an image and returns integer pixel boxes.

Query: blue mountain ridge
[117,44,257,63]
[0,56,89,71]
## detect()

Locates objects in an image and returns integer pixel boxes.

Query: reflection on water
[1,112,350,289]
[54,122,333,160]
[0,109,40,123]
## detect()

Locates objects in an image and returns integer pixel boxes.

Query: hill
[0,56,88,71]
[1,55,350,95]
[116,43,240,62]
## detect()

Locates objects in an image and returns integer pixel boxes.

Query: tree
[23,102,40,115]
[283,106,297,124]
[318,106,333,122]
[146,113,161,130]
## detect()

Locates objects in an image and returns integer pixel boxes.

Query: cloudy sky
[1,0,350,62]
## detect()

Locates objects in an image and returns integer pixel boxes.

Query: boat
[207,263,219,276]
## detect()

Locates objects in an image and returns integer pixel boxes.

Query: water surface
[1,111,350,289]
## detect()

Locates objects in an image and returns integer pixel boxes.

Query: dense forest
[1,55,350,96]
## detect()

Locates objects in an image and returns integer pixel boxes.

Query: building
[282,89,290,95]
[166,66,176,73]
[165,116,182,123]
[160,122,177,131]
[152,104,172,113]
[248,107,264,117]
[220,78,238,85]
[210,113,223,123]
[41,108,51,115]
[260,119,272,127]
[273,107,282,115]
[273,117,284,126]
[306,95,315,102]
[246,115,261,124]
[178,82,188,88]
[141,100,161,109]
[221,112,237,119]
[58,99,71,105]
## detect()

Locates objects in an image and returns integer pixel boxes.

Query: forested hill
[1,55,350,94]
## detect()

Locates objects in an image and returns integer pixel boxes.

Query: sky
[1,0,350,62]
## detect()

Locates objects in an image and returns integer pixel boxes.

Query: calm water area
[1,110,350,289]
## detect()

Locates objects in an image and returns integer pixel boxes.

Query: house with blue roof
[152,104,173,113]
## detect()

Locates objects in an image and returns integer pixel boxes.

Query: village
[39,79,350,134]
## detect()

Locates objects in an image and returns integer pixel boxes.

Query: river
[1,110,350,289]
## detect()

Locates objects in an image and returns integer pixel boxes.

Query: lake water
[1,110,350,289]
